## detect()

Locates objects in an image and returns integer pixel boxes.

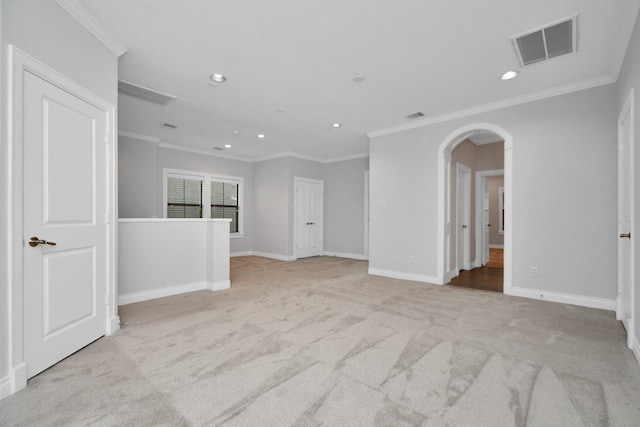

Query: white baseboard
[230,251,253,257]
[510,287,616,311]
[632,333,640,365]
[0,375,11,400]
[119,281,208,306]
[106,315,120,336]
[444,268,459,283]
[323,251,369,260]
[208,280,231,291]
[231,251,295,261]
[489,244,504,249]
[368,268,442,285]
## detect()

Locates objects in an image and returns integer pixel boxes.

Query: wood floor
[449,248,503,293]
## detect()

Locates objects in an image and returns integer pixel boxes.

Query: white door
[456,164,471,270]
[295,178,323,258]
[483,177,490,265]
[617,90,635,349]
[23,71,108,377]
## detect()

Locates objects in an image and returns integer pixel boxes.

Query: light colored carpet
[1,256,640,426]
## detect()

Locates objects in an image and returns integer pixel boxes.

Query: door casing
[7,46,118,394]
[475,170,504,268]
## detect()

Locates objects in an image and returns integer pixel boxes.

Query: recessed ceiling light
[232,130,239,135]
[331,123,342,128]
[257,134,265,139]
[224,144,232,148]
[353,75,366,82]
[209,73,227,83]
[500,70,519,80]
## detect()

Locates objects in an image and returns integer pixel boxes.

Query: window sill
[230,233,244,239]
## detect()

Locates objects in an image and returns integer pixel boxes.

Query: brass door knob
[28,236,56,247]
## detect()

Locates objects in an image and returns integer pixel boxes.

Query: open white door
[294,177,323,258]
[23,70,108,377]
[482,177,490,265]
[617,89,635,349]
[456,163,471,270]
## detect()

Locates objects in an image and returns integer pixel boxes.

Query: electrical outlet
[410,256,416,264]
[530,266,539,277]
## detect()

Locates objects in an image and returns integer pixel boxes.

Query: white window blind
[211,181,239,233]
[167,176,203,218]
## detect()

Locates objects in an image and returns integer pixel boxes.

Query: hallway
[449,249,503,293]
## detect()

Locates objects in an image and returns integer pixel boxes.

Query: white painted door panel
[483,178,490,265]
[23,71,107,378]
[617,93,634,349]
[295,178,323,258]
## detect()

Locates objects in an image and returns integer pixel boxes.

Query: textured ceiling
[80,0,640,160]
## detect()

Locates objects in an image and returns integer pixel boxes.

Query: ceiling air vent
[118,80,177,105]
[512,14,577,66]
[406,112,425,120]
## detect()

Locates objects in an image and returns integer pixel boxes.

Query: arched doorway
[436,123,513,294]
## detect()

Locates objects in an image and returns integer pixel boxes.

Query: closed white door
[23,71,108,377]
[295,178,323,258]
[617,90,634,349]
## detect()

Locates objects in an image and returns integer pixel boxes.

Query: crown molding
[367,75,616,139]
[118,130,161,143]
[55,0,127,57]
[255,151,369,164]
[159,142,252,163]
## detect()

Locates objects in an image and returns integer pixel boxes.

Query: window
[211,180,239,233]
[164,169,243,236]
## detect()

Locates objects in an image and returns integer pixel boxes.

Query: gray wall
[617,7,640,353]
[118,138,255,253]
[324,157,369,255]
[1,0,118,384]
[253,157,290,256]
[370,84,617,300]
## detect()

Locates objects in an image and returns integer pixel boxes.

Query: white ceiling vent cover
[512,14,578,66]
[118,80,177,105]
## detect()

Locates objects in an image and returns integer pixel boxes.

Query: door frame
[456,163,472,271]
[364,170,370,258]
[7,46,118,394]
[437,123,513,293]
[616,88,635,350]
[475,170,504,268]
[293,176,324,259]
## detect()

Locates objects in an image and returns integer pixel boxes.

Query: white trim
[489,244,505,249]
[8,46,117,397]
[364,170,370,257]
[368,268,442,285]
[119,281,207,306]
[437,124,513,295]
[254,150,369,164]
[445,268,459,283]
[252,251,296,261]
[368,76,615,138]
[632,334,640,365]
[323,251,369,260]
[510,287,616,311]
[456,163,472,271]
[325,153,370,163]
[207,280,231,291]
[160,142,252,163]
[230,251,254,257]
[54,0,127,57]
[118,130,161,143]
[118,218,231,223]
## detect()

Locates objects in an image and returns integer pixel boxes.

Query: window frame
[163,168,244,237]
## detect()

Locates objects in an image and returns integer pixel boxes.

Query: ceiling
[78,0,640,161]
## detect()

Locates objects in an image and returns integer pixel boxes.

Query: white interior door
[295,178,323,258]
[23,70,108,378]
[456,164,471,270]
[483,177,490,265]
[617,90,635,349]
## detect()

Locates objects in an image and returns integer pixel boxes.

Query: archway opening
[436,123,513,294]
